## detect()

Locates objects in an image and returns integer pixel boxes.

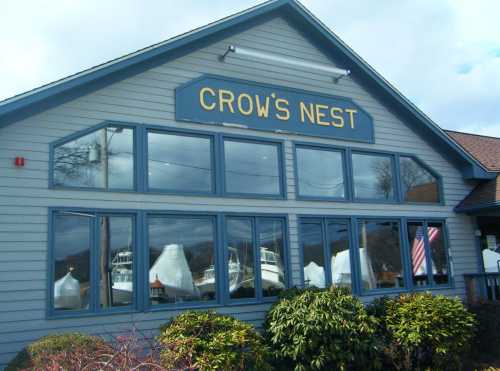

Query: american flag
[411,226,440,275]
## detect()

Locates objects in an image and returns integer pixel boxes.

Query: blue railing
[464,273,500,304]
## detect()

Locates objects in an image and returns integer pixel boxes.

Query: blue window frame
[294,144,347,200]
[224,215,289,303]
[298,215,452,296]
[221,136,286,198]
[48,208,290,318]
[299,217,354,290]
[293,141,442,205]
[48,209,137,317]
[50,122,138,192]
[406,219,451,288]
[145,128,216,195]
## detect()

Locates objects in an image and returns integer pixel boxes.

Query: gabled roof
[446,130,500,172]
[455,175,500,213]
[0,0,494,180]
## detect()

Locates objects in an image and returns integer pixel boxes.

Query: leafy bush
[158,310,271,371]
[368,293,476,371]
[7,331,169,370]
[264,286,380,371]
[6,332,106,370]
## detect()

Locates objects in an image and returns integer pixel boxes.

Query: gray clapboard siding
[0,15,479,368]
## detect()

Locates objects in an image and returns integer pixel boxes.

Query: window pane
[408,222,429,286]
[358,220,404,290]
[148,132,213,193]
[259,219,286,297]
[352,153,394,200]
[400,157,439,203]
[148,216,216,304]
[54,126,134,189]
[224,140,280,195]
[53,213,91,311]
[328,221,351,289]
[301,222,326,288]
[296,147,345,198]
[428,223,449,284]
[100,216,134,308]
[227,218,255,299]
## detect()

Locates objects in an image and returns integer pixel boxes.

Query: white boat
[110,250,133,304]
[196,247,241,295]
[260,247,285,291]
[149,244,199,301]
[54,271,81,309]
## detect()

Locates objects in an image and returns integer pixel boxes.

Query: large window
[408,221,449,286]
[295,146,345,199]
[147,131,214,193]
[223,139,283,196]
[358,219,404,291]
[51,211,135,314]
[352,153,395,200]
[50,209,289,317]
[148,215,216,305]
[53,125,134,190]
[400,156,440,203]
[225,216,287,300]
[300,218,352,289]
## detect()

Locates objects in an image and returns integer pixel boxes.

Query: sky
[1,0,499,137]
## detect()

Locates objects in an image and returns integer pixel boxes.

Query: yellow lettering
[199,87,216,111]
[345,108,357,129]
[254,95,270,118]
[237,93,253,116]
[218,89,235,113]
[275,98,290,121]
[299,102,315,123]
[315,104,329,126]
[330,107,344,128]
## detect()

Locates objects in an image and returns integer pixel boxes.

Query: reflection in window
[408,222,429,287]
[296,147,345,198]
[224,140,281,195]
[400,157,439,203]
[148,216,216,304]
[53,213,91,311]
[54,126,134,189]
[428,223,448,285]
[148,132,213,193]
[328,221,351,288]
[259,219,286,297]
[358,220,404,290]
[99,216,134,308]
[226,218,255,299]
[352,153,394,200]
[301,222,326,288]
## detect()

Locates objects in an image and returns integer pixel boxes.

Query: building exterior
[0,0,498,367]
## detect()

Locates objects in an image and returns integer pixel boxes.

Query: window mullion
[254,217,263,301]
[349,217,361,295]
[422,221,435,286]
[323,219,333,288]
[92,214,100,313]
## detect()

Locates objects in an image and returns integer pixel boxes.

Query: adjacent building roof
[0,0,494,179]
[446,130,500,172]
[447,130,500,212]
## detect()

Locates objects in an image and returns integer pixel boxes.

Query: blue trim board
[47,207,291,319]
[0,0,493,180]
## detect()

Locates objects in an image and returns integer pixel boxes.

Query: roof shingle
[445,130,500,171]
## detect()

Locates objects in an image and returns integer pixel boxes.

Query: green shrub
[368,292,476,371]
[158,310,271,371]
[6,332,105,370]
[264,286,380,371]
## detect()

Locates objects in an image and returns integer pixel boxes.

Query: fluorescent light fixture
[220,45,350,83]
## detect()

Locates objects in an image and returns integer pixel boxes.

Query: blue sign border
[175,74,375,143]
